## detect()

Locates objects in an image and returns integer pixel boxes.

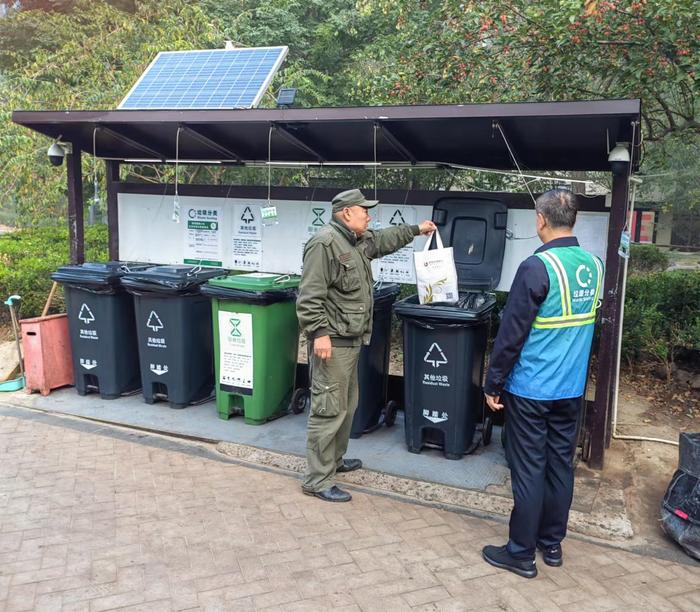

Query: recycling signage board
[183,205,223,267]
[371,205,425,284]
[232,204,263,270]
[218,311,254,394]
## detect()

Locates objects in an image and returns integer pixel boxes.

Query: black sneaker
[537,543,563,567]
[482,545,537,579]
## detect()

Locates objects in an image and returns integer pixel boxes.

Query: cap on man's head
[331,189,379,213]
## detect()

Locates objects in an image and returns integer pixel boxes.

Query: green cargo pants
[302,345,362,493]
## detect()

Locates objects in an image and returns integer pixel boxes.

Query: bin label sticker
[150,364,168,376]
[371,205,418,284]
[423,409,449,424]
[218,311,253,391]
[423,343,448,368]
[79,358,97,370]
[422,373,451,388]
[147,311,164,332]
[147,336,167,349]
[79,329,98,341]
[184,205,223,267]
[78,304,95,324]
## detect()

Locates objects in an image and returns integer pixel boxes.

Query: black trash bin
[51,262,150,399]
[121,265,225,408]
[350,283,401,438]
[394,197,508,459]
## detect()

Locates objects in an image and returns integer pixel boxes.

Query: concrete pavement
[0,403,698,611]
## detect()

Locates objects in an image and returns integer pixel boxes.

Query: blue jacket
[484,237,602,400]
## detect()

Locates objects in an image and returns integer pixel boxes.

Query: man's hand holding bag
[414,231,459,304]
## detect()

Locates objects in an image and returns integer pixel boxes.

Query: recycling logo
[229,318,242,337]
[389,209,406,225]
[424,343,448,368]
[241,206,255,224]
[311,208,326,226]
[78,304,95,324]
[147,311,164,332]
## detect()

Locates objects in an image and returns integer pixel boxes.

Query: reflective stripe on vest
[532,250,603,329]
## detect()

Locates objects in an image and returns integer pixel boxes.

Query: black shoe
[336,458,363,473]
[482,545,537,579]
[537,543,563,567]
[302,485,352,502]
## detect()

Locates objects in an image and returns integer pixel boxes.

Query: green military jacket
[297,219,419,346]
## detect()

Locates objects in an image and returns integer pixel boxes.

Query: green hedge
[622,270,700,375]
[0,225,108,323]
[629,244,669,274]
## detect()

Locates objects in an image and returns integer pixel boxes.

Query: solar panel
[118,46,289,110]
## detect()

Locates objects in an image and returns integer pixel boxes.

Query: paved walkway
[0,406,698,611]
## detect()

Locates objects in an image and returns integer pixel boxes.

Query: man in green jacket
[297,188,436,502]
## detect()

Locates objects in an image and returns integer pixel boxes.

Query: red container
[20,313,74,396]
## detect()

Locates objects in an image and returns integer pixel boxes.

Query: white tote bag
[414,231,459,304]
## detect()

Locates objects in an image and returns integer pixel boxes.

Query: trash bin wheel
[383,400,399,428]
[290,387,309,415]
[481,415,493,446]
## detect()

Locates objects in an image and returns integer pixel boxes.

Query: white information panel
[118,193,609,292]
[218,310,254,392]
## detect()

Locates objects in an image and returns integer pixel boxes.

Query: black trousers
[503,391,581,560]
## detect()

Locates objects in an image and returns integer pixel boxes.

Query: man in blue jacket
[482,189,603,579]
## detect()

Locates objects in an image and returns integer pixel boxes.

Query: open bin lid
[431,197,508,291]
[121,265,226,295]
[51,261,150,290]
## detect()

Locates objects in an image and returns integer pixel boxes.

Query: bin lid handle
[274,274,291,284]
[187,265,203,276]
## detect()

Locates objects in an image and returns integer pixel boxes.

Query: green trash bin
[201,273,301,425]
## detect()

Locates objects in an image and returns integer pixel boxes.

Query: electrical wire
[373,123,378,200]
[494,121,537,205]
[268,124,273,204]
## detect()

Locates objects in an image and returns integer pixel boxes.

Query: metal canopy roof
[12,99,641,171]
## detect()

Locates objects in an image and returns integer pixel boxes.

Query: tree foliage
[0,0,698,227]
[351,1,699,141]
[0,0,220,226]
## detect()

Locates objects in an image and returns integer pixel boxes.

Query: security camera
[47,141,72,166]
[608,143,630,177]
